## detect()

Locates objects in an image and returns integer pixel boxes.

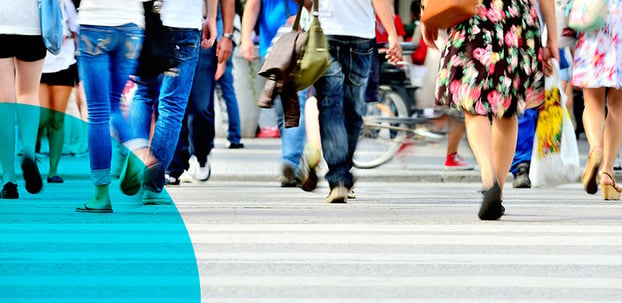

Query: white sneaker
[179,170,194,183]
[189,155,211,181]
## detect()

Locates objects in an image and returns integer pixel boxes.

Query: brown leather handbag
[421,0,479,32]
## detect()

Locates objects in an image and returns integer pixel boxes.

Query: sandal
[600,171,621,200]
[582,148,602,195]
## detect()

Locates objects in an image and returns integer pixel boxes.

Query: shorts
[41,63,79,87]
[0,34,47,62]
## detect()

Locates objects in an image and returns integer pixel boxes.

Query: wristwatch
[222,33,234,40]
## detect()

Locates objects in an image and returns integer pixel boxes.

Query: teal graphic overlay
[0,110,201,302]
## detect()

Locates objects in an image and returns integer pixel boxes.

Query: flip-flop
[76,202,113,213]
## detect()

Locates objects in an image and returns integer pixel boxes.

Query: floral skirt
[434,0,544,118]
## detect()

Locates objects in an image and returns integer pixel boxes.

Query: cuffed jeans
[129,28,201,190]
[77,23,143,185]
[314,36,373,188]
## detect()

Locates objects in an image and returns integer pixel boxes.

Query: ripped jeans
[77,23,143,186]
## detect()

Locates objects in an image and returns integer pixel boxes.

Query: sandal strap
[601,171,619,189]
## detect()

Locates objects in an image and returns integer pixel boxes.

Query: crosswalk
[172,182,622,302]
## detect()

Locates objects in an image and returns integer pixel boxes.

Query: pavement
[31,135,595,185]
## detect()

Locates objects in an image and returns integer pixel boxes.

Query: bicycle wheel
[354,90,409,169]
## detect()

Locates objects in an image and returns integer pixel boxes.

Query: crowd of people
[0,0,620,220]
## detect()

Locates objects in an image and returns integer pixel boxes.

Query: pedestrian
[240,0,311,188]
[121,0,218,205]
[38,0,80,184]
[573,0,622,200]
[311,0,402,203]
[0,0,50,199]
[74,0,145,213]
[166,0,235,185]
[422,0,558,219]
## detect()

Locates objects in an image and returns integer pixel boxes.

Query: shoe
[179,170,194,183]
[189,156,211,182]
[21,156,42,194]
[614,158,622,171]
[347,188,356,199]
[326,183,348,203]
[600,171,621,200]
[280,163,297,187]
[120,153,143,196]
[296,157,318,192]
[444,152,474,170]
[142,189,173,205]
[512,163,531,188]
[47,176,64,183]
[165,174,180,185]
[478,182,503,220]
[414,127,443,141]
[229,142,245,149]
[143,162,165,193]
[0,182,18,199]
[582,148,602,195]
[76,202,113,213]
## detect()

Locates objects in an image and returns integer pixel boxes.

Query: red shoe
[444,152,473,170]
[256,127,280,138]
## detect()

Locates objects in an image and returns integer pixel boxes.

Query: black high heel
[479,182,503,220]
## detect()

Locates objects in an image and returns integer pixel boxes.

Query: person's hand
[215,61,226,80]
[542,38,559,77]
[240,38,255,62]
[201,18,218,48]
[421,22,438,50]
[216,37,233,64]
[385,35,402,65]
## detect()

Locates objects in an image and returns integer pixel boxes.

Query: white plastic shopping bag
[529,60,581,187]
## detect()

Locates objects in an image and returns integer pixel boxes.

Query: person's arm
[216,0,235,63]
[372,0,402,65]
[240,0,261,62]
[202,0,218,48]
[539,0,559,76]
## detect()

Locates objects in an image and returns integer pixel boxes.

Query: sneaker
[229,142,245,149]
[444,152,473,170]
[142,189,173,205]
[347,188,356,199]
[0,182,18,199]
[280,163,297,187]
[189,156,211,182]
[165,174,180,185]
[179,170,194,183]
[326,183,348,203]
[512,163,531,188]
[21,156,43,194]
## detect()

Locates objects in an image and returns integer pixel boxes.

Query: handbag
[136,0,179,77]
[38,0,64,55]
[529,60,581,187]
[567,0,608,32]
[292,0,330,91]
[421,0,479,32]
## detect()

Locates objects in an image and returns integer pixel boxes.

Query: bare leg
[491,115,518,187]
[582,88,606,154]
[464,112,495,189]
[446,115,464,155]
[0,58,17,185]
[47,86,72,178]
[601,89,622,185]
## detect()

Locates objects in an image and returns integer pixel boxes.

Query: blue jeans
[168,46,217,177]
[511,108,539,176]
[129,28,201,189]
[77,24,143,186]
[314,36,373,188]
[274,91,307,169]
[217,54,242,144]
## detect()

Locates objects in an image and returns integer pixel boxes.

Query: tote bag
[567,0,608,32]
[529,60,581,187]
[39,0,64,55]
[421,0,479,32]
